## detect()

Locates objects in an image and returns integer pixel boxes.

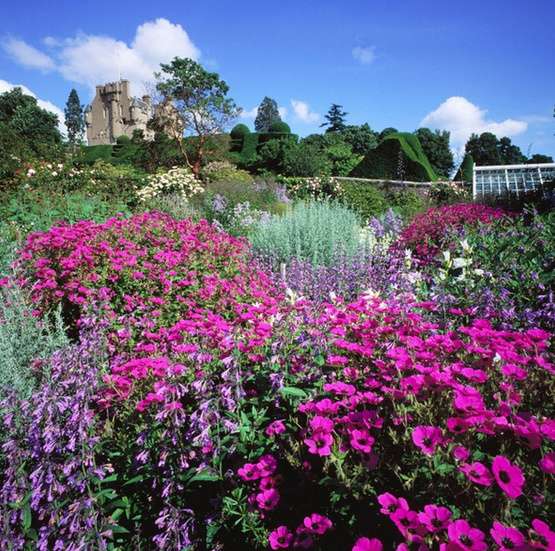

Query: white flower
[442,250,451,262]
[27,168,36,177]
[453,257,470,269]
[473,269,485,276]
[460,239,471,252]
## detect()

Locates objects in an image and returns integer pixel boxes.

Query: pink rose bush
[1,211,553,549]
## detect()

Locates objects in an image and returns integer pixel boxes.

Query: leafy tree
[378,127,398,141]
[414,128,454,178]
[341,123,378,155]
[64,88,85,149]
[320,104,348,133]
[527,153,553,164]
[465,132,500,165]
[155,57,239,176]
[497,137,526,164]
[282,141,331,176]
[465,132,526,166]
[0,87,62,178]
[298,133,359,176]
[254,97,282,132]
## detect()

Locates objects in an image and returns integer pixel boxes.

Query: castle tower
[85,80,154,145]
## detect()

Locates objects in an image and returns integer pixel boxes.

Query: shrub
[230,123,251,141]
[250,199,366,266]
[454,153,474,183]
[269,121,291,134]
[429,209,555,330]
[384,188,428,219]
[80,144,113,164]
[429,180,472,205]
[238,132,260,166]
[397,203,508,265]
[351,132,438,182]
[136,166,203,203]
[200,160,253,184]
[338,181,388,220]
[0,284,68,400]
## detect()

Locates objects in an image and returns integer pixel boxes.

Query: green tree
[527,153,553,164]
[341,123,378,155]
[155,57,239,176]
[465,132,500,165]
[254,97,282,132]
[0,87,61,178]
[64,88,85,149]
[497,137,526,164]
[320,104,348,133]
[414,128,454,178]
[282,141,331,176]
[378,127,398,141]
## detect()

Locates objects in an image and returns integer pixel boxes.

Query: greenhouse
[473,162,555,198]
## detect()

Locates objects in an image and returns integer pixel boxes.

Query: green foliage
[64,88,85,146]
[230,124,250,151]
[430,181,472,205]
[338,181,388,220]
[0,188,131,235]
[0,87,62,178]
[254,97,282,133]
[200,161,253,183]
[250,199,364,266]
[454,153,474,182]
[281,141,331,177]
[80,144,114,165]
[465,132,526,166]
[351,132,438,182]
[378,127,398,141]
[321,104,348,133]
[341,123,379,155]
[0,285,69,400]
[414,128,454,178]
[134,132,182,172]
[384,188,428,219]
[237,132,260,167]
[268,121,291,134]
[527,153,553,164]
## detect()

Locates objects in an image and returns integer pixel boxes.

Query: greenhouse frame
[473,163,555,199]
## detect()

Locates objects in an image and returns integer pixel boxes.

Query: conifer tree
[64,88,85,148]
[254,97,282,132]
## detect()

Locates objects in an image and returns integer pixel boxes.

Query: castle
[85,80,157,145]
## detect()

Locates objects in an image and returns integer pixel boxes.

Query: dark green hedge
[80,145,113,165]
[454,153,474,182]
[350,132,437,182]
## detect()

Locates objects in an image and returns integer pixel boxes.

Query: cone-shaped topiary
[269,121,291,134]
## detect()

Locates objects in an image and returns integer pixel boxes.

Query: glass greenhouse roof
[473,163,555,198]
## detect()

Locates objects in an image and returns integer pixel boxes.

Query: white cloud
[239,106,258,119]
[291,99,320,124]
[420,96,528,152]
[3,18,200,97]
[240,105,288,120]
[0,79,66,134]
[3,36,55,71]
[352,46,376,65]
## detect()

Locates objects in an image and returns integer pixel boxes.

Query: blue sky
[1,0,554,159]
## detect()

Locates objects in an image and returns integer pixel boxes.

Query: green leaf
[280,386,308,399]
[122,475,144,487]
[22,505,32,531]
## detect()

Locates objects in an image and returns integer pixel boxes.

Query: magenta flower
[418,504,452,532]
[490,521,526,551]
[377,493,409,516]
[539,452,555,474]
[237,462,261,481]
[269,526,293,549]
[390,508,420,539]
[492,456,525,499]
[266,420,286,436]
[529,519,555,550]
[304,431,334,456]
[352,537,383,551]
[447,519,487,551]
[303,513,333,535]
[452,446,470,462]
[412,425,443,455]
[256,489,280,510]
[459,462,494,486]
[349,429,375,454]
[257,454,278,477]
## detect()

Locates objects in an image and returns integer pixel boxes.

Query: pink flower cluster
[396,203,507,265]
[377,493,555,550]
[268,513,333,550]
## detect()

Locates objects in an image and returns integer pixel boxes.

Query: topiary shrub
[338,181,388,220]
[454,153,474,183]
[230,124,251,152]
[350,132,437,182]
[238,132,260,166]
[269,121,291,134]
